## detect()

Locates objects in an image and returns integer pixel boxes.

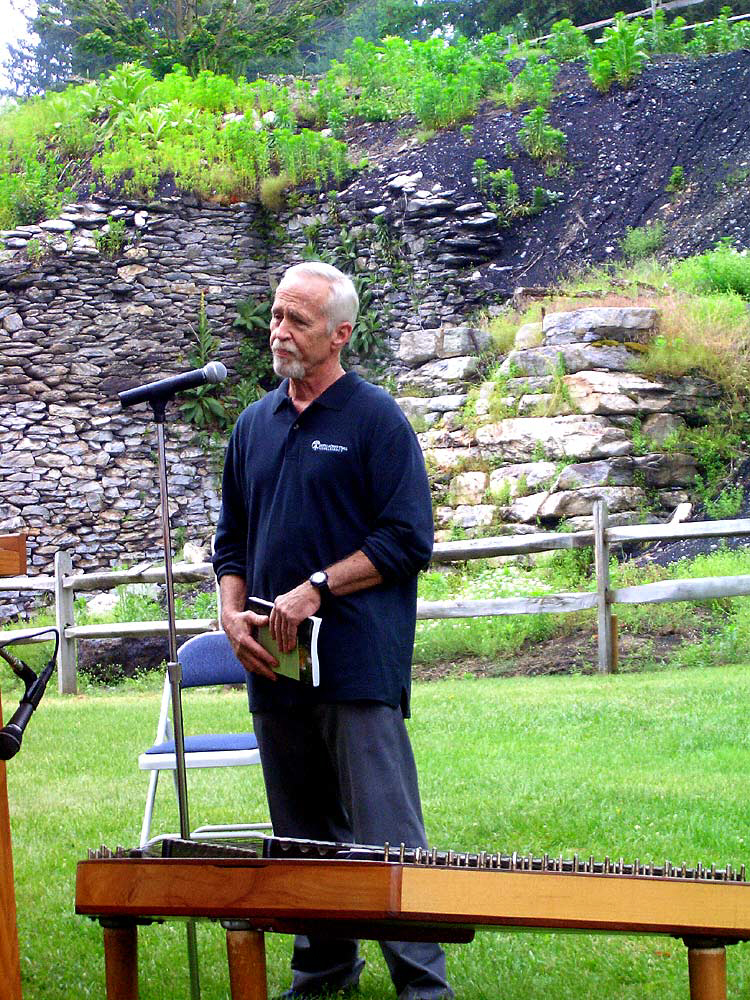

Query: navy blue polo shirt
[212,371,434,716]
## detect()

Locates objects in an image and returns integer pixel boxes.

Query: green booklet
[246,596,321,686]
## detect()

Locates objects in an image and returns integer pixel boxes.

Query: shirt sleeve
[359,417,434,581]
[211,424,248,582]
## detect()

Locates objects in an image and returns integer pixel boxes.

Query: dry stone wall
[0,190,487,615]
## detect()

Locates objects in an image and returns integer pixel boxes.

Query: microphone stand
[149,396,201,1000]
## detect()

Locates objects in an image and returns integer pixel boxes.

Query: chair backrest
[178,632,247,689]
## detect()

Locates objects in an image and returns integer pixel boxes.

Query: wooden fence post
[594,501,616,674]
[54,550,77,694]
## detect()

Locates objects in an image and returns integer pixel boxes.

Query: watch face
[310,571,327,587]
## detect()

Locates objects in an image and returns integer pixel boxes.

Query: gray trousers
[252,703,453,1000]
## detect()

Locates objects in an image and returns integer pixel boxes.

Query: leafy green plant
[25,237,44,266]
[620,221,665,262]
[630,417,653,457]
[487,167,523,225]
[666,165,685,192]
[701,483,744,520]
[644,11,687,54]
[232,297,273,407]
[518,107,566,162]
[672,240,750,298]
[543,19,589,60]
[348,275,384,360]
[587,47,616,93]
[473,157,490,192]
[502,54,558,109]
[94,216,127,258]
[588,13,648,91]
[688,5,736,53]
[180,294,229,430]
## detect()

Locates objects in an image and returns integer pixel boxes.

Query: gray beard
[273,353,306,379]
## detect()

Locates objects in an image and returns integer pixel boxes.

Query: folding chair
[138,631,270,846]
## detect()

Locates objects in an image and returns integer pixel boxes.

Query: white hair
[280,261,359,332]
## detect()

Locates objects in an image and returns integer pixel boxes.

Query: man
[212,261,453,1000]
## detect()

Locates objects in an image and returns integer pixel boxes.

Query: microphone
[118,361,228,408]
[0,626,58,762]
[0,701,36,761]
[0,658,55,762]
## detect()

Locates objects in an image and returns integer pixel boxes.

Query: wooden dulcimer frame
[76,847,750,1000]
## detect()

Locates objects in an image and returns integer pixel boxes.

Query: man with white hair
[213,262,453,1000]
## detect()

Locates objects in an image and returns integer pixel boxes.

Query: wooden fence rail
[3,503,750,692]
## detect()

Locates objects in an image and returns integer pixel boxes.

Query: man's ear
[331,321,353,350]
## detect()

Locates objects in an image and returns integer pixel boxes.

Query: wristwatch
[308,570,331,599]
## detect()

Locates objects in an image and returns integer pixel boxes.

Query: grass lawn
[6,663,750,999]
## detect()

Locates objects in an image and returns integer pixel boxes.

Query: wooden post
[686,940,727,1000]
[54,550,76,694]
[224,923,267,1000]
[593,500,616,674]
[101,921,139,1000]
[0,687,22,1000]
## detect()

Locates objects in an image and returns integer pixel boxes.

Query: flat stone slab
[543,307,659,345]
[476,414,633,462]
[500,344,637,376]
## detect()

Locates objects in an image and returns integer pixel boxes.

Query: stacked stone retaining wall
[0,190,487,616]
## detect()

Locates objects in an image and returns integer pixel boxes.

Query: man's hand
[221,607,279,681]
[270,583,321,654]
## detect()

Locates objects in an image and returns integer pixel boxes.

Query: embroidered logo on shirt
[311,439,349,453]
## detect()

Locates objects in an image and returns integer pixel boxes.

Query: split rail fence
[3,500,750,693]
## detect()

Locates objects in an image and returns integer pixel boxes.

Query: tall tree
[3,0,353,94]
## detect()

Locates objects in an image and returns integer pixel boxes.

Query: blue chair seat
[145,733,259,755]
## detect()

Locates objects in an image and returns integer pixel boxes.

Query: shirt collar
[271,371,361,414]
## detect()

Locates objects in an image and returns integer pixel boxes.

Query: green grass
[6,663,750,998]
[414,545,750,670]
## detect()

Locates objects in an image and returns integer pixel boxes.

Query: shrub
[502,55,558,109]
[666,165,685,192]
[588,13,648,91]
[672,240,750,298]
[518,107,566,161]
[643,11,687,54]
[620,221,665,261]
[544,19,590,61]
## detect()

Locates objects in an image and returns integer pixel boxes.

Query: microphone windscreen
[203,361,228,384]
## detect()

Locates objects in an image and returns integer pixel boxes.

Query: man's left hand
[270,583,321,653]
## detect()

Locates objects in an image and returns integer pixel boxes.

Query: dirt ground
[412,618,711,682]
[343,49,750,293]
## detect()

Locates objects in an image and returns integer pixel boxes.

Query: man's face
[269,275,334,380]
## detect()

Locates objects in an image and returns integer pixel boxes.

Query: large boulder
[543,307,658,345]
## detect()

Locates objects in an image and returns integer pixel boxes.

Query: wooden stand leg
[223,921,267,1000]
[101,920,138,1000]
[0,690,22,1000]
[686,939,726,1000]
